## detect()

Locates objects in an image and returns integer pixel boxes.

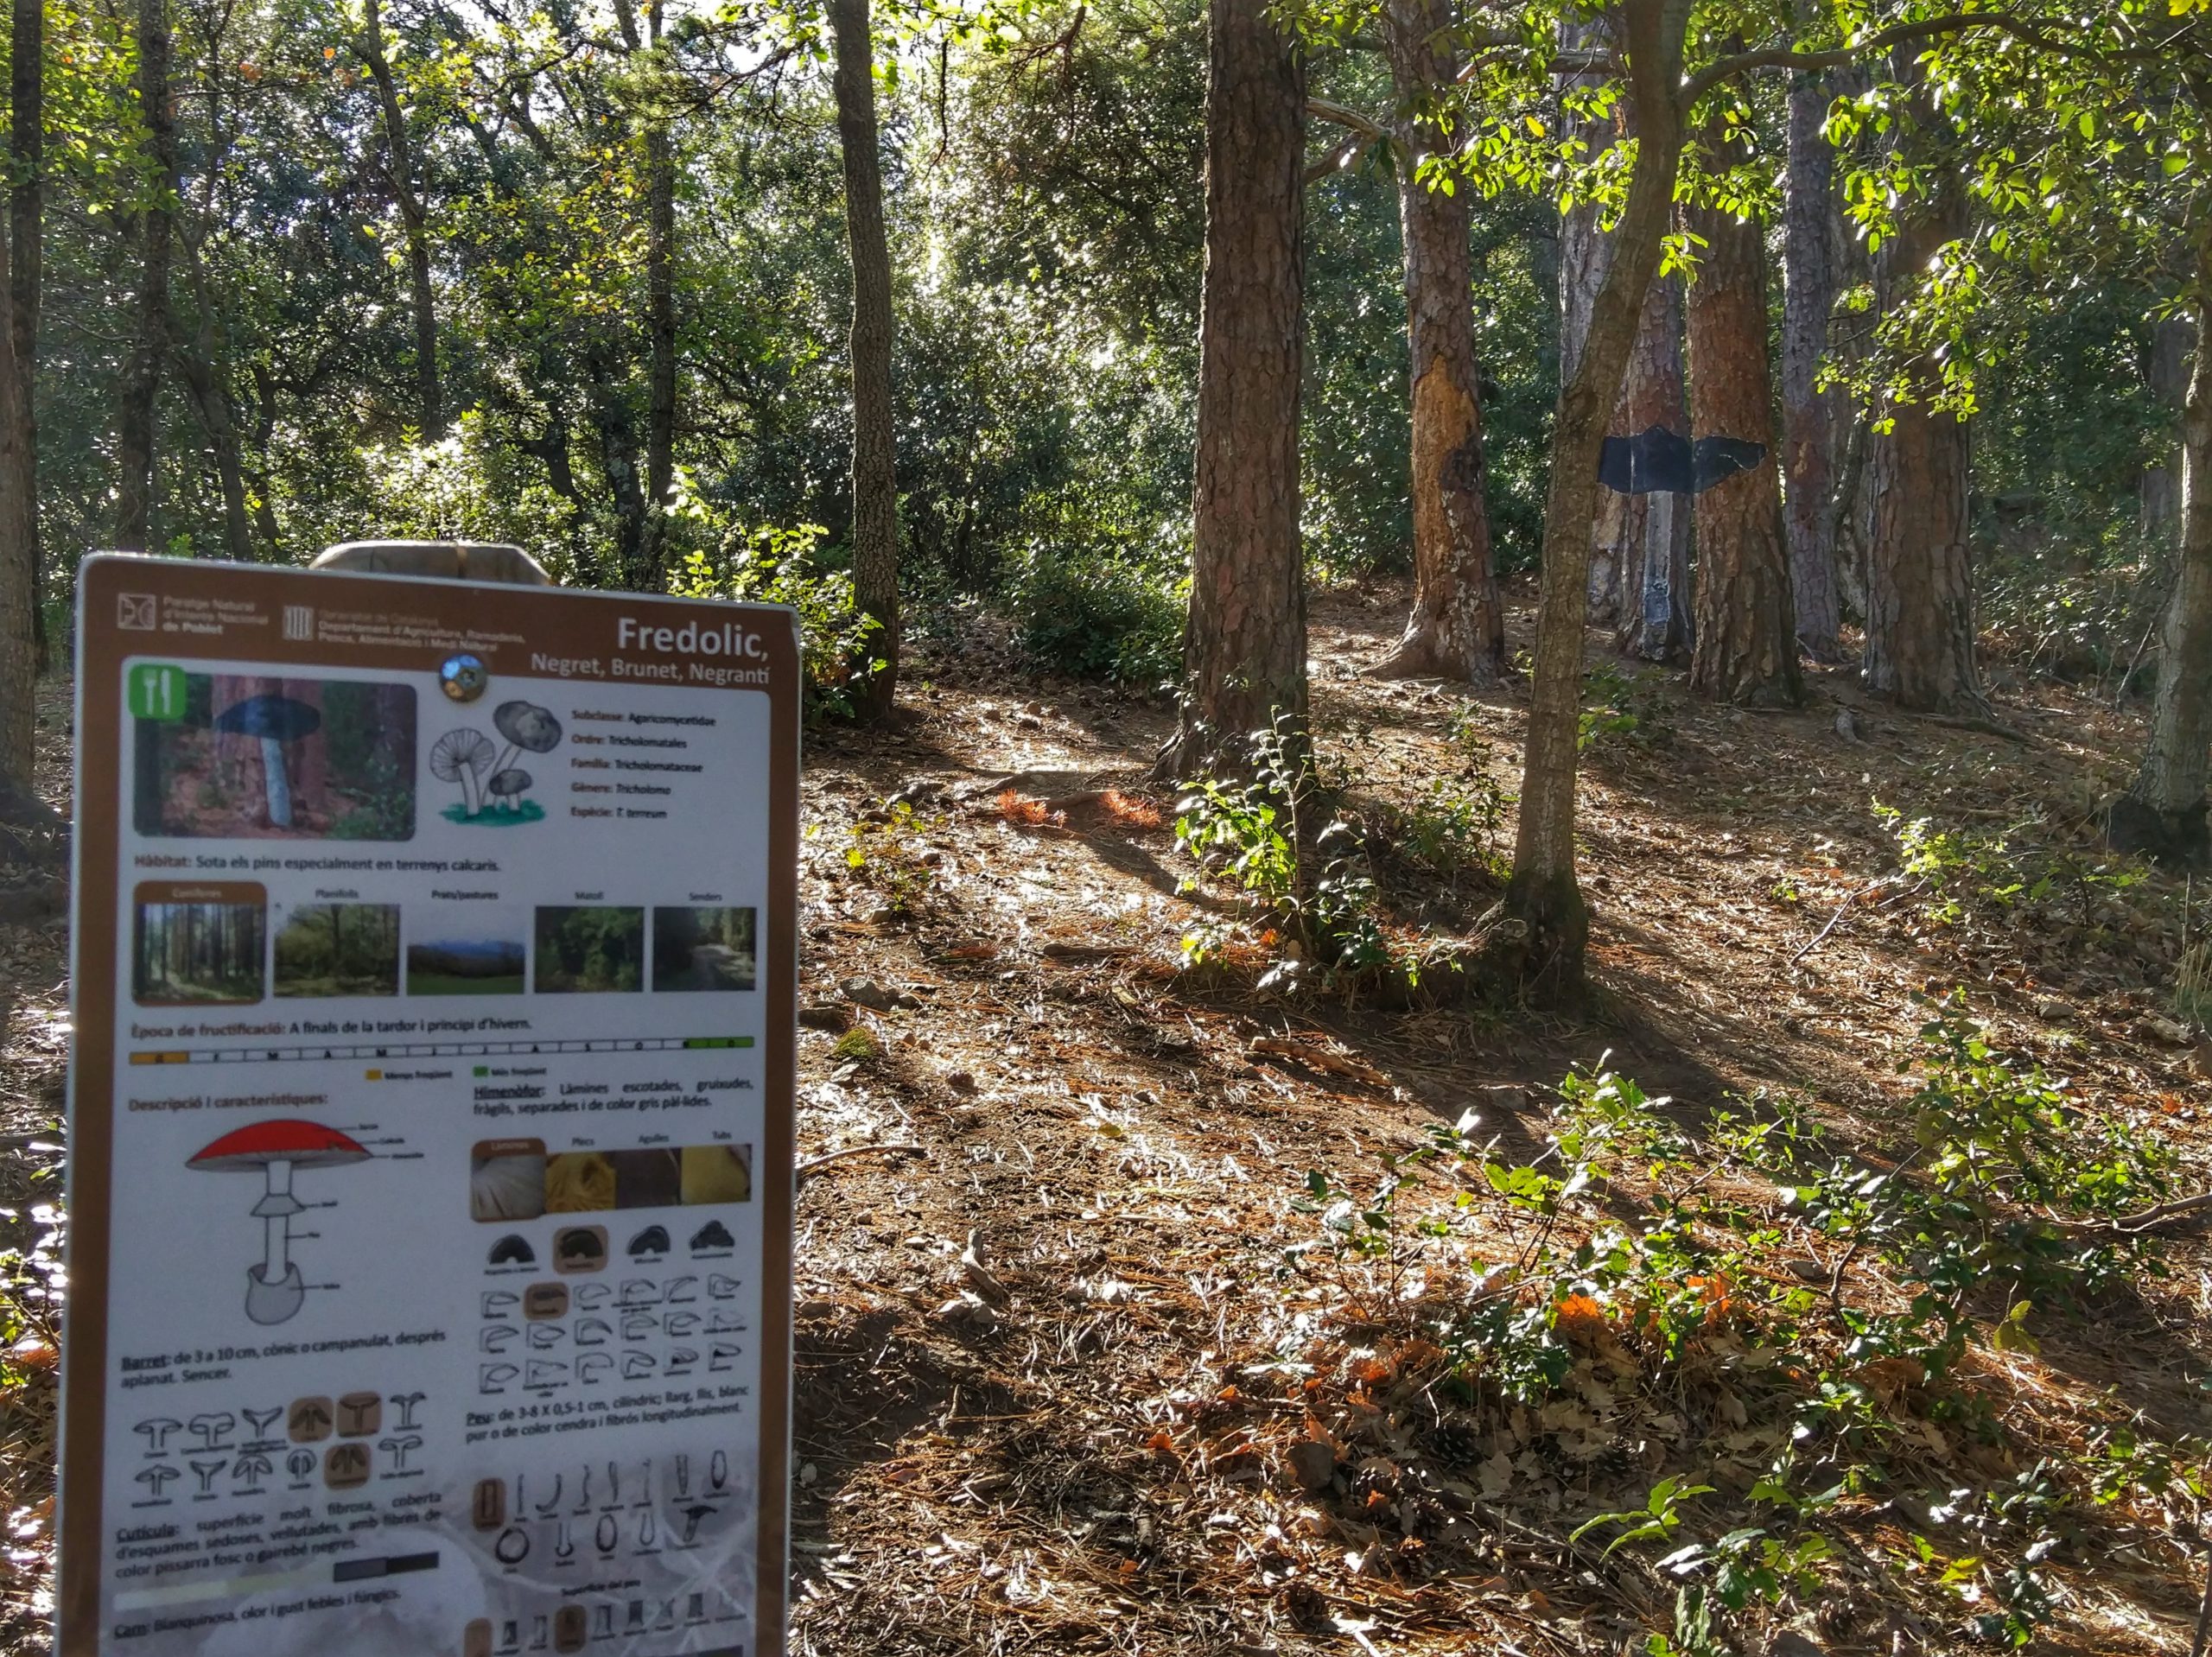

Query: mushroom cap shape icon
[214,693,321,828]
[191,1121,371,1324]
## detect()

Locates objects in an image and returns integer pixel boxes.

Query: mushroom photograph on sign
[130,672,418,840]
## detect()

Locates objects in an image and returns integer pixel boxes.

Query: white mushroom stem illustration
[190,1121,372,1325]
[430,728,498,817]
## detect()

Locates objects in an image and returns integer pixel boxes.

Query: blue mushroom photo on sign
[433,700,563,824]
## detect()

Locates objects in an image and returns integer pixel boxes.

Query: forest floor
[3,581,2210,1654]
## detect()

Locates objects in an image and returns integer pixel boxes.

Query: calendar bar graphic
[128,1034,754,1065]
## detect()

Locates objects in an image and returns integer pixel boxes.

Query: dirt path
[3,587,2208,1654]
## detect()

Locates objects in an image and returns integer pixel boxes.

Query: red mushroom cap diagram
[191,1121,372,1324]
[190,1121,372,1171]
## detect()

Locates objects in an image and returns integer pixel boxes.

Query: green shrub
[1009,543,1185,686]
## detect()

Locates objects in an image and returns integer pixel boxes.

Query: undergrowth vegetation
[1263,1013,2196,1654]
[1169,724,1521,1004]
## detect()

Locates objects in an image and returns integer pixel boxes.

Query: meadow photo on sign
[533,905,645,993]
[272,902,402,998]
[130,671,417,840]
[652,905,759,991]
[407,911,530,995]
[132,896,266,1006]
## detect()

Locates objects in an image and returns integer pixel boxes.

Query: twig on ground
[1248,1037,1391,1089]
[796,1144,926,1184]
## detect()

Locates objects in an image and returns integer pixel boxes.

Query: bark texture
[1862,68,1979,712]
[1509,0,1689,987]
[1,0,40,763]
[2146,314,2195,550]
[114,0,177,549]
[1686,161,1801,708]
[831,0,900,719]
[172,233,251,562]
[1780,19,1841,657]
[2115,280,2212,866]
[1554,13,1612,388]
[1163,0,1306,777]
[1369,0,1502,683]
[640,0,676,581]
[358,0,439,437]
[1605,273,1691,659]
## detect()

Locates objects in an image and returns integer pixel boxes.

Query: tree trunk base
[2106,792,2210,868]
[1495,868,1590,1004]
[1364,626,1500,685]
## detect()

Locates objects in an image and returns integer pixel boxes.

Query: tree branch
[1681,12,2117,110]
[1305,130,1374,185]
[1308,97,1386,141]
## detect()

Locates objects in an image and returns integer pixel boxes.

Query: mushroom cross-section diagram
[213,692,321,829]
[188,1120,372,1325]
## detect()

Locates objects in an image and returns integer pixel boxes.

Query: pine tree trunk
[2146,314,2194,551]
[1556,13,1615,619]
[584,345,648,588]
[644,123,676,537]
[640,0,676,585]
[1160,0,1306,778]
[1370,0,1501,683]
[1862,74,1979,713]
[0,0,38,783]
[359,0,439,437]
[1554,14,1611,389]
[1607,271,1692,661]
[174,238,251,562]
[1781,20,1841,658]
[2115,276,2212,866]
[1686,157,1802,708]
[1509,0,1689,987]
[114,0,176,550]
[831,0,899,721]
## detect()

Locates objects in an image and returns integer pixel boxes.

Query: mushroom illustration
[485,769,532,813]
[188,1459,228,1495]
[490,701,563,782]
[286,1450,316,1481]
[189,1120,372,1325]
[232,1451,273,1492]
[240,1406,283,1446]
[188,1412,237,1453]
[378,1435,423,1472]
[391,1392,427,1432]
[214,691,321,828]
[135,1465,181,1501]
[134,1418,182,1457]
[430,728,498,817]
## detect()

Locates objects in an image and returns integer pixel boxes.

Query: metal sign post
[60,553,798,1656]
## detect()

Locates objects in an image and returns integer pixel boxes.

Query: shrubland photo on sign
[60,554,800,1657]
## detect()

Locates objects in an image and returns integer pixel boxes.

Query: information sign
[60,555,798,1657]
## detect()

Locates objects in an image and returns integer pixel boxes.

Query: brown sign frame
[61,553,799,1655]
